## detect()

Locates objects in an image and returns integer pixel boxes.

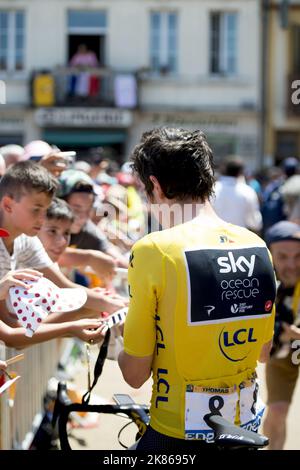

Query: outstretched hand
[70,318,109,343]
[0,269,43,301]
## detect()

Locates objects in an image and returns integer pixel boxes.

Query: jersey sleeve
[123,236,163,358]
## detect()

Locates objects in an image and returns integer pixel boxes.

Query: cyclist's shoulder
[132,227,181,252]
[226,224,267,247]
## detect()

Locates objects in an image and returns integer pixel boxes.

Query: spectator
[39,198,117,285]
[261,158,299,235]
[58,169,128,269]
[0,161,127,322]
[74,160,91,174]
[38,198,74,264]
[281,175,300,225]
[69,44,99,68]
[212,156,262,232]
[263,221,300,449]
[0,153,6,177]
[0,243,106,348]
[261,166,286,234]
[23,140,69,178]
[88,147,116,185]
[0,145,24,168]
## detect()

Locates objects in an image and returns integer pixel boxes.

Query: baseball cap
[281,175,300,198]
[116,172,134,186]
[58,169,95,198]
[265,221,300,246]
[6,277,87,337]
[23,140,53,161]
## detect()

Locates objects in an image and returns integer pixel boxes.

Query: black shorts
[136,426,216,452]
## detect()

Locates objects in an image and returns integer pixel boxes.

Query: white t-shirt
[0,234,53,278]
[212,176,263,231]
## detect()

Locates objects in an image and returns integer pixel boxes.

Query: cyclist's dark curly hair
[131,128,215,201]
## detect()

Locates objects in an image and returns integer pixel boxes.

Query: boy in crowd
[0,161,127,331]
[38,197,122,287]
[0,248,106,349]
[58,169,128,271]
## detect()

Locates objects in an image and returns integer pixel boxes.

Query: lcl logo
[218,327,257,362]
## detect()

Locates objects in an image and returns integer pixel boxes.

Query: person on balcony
[68,45,100,99]
[69,44,99,68]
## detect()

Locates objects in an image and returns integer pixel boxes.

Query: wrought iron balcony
[31,67,138,109]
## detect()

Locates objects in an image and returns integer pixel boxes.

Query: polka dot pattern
[8,276,87,337]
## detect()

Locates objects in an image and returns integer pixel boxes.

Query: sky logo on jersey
[217,252,256,277]
[184,246,276,325]
[218,327,257,362]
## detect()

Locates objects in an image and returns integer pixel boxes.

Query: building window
[67,10,107,66]
[0,11,25,72]
[150,12,178,74]
[210,12,237,76]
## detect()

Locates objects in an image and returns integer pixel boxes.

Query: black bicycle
[52,328,269,451]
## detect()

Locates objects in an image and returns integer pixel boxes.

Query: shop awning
[43,130,126,146]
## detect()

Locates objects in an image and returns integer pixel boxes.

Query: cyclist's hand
[0,269,43,300]
[70,319,108,343]
[0,360,7,372]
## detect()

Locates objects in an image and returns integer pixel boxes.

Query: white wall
[0,0,260,110]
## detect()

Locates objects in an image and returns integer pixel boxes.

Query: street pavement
[67,357,300,450]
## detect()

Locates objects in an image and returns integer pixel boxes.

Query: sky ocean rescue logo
[184,246,276,325]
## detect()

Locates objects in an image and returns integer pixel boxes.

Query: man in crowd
[212,156,262,233]
[263,221,300,449]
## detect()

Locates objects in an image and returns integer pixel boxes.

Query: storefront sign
[0,114,24,133]
[35,107,133,128]
[150,112,238,134]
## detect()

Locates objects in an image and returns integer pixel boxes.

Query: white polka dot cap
[6,277,87,337]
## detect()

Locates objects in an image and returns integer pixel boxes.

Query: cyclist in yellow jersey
[118,128,276,451]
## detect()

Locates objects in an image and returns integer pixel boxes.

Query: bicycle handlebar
[52,382,149,450]
[53,382,268,451]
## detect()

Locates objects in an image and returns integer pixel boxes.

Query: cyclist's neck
[152,199,222,229]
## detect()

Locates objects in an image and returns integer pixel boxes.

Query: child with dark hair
[38,198,120,285]
[0,162,127,345]
[38,198,74,263]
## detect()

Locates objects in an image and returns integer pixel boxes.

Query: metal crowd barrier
[0,340,62,449]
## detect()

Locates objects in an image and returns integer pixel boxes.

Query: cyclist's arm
[118,351,153,388]
[258,339,273,363]
[119,237,162,386]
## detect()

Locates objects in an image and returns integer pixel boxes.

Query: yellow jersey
[124,219,276,440]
